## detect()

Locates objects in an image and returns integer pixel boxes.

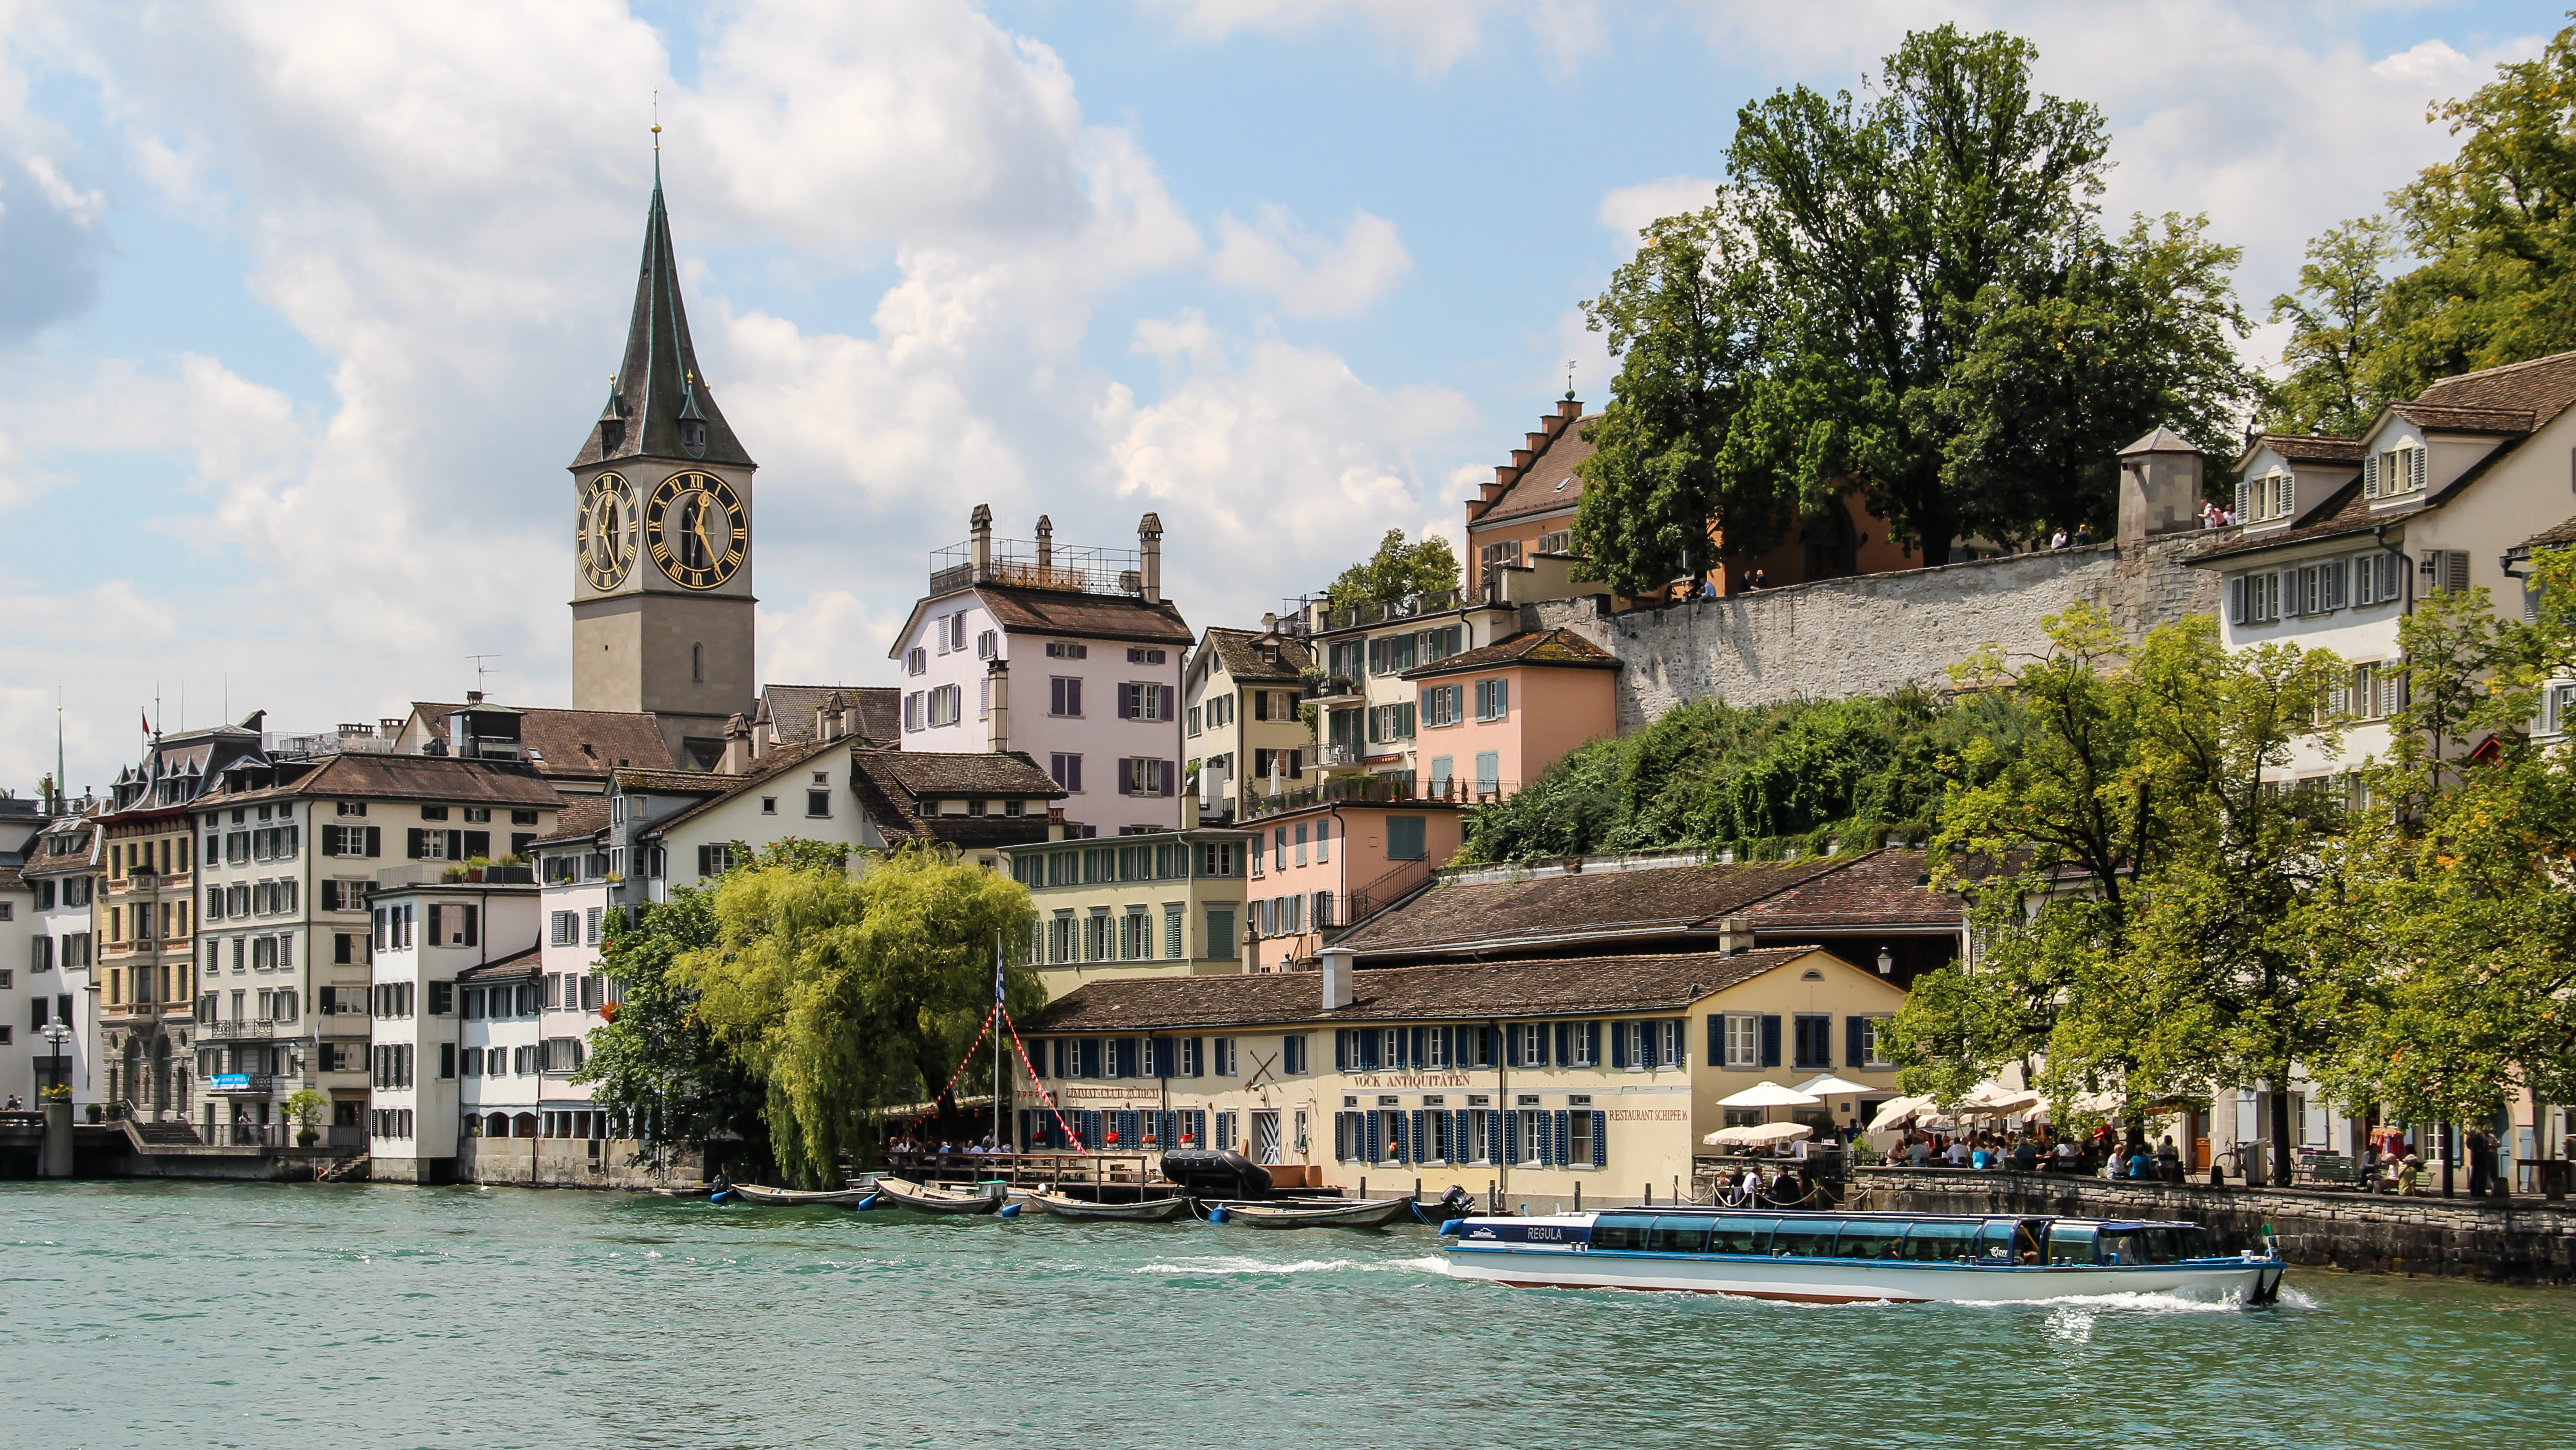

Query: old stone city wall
[1529,534,2225,733]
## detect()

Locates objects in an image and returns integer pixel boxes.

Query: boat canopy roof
[1525,1210,2212,1231]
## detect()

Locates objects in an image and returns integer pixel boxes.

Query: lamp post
[38,1021,74,1179]
[40,1020,72,1095]
[1876,947,1895,977]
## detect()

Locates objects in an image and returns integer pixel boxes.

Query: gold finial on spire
[651,88,661,150]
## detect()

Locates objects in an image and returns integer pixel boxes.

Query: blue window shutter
[1847,1016,1867,1069]
[1637,1022,1656,1069]
[1081,1110,1099,1148]
[1815,1016,1832,1068]
[1410,1026,1426,1068]
[1760,1015,1782,1068]
[1591,1110,1608,1168]
[1410,1110,1425,1163]
[1552,1111,1571,1166]
[1610,1021,1627,1069]
[1117,1110,1137,1148]
[1364,1113,1382,1161]
[1707,1015,1723,1063]
[1335,1029,1349,1071]
[1492,1110,1510,1164]
[1505,1025,1521,1067]
[1334,1113,1349,1161]
[1532,1113,1552,1167]
[1554,1022,1570,1065]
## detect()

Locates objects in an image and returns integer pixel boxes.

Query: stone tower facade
[568,161,756,771]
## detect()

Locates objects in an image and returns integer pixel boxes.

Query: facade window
[905,646,927,676]
[1205,907,1237,960]
[1367,702,1416,744]
[1164,904,1185,959]
[1049,754,1083,793]
[1050,677,1083,717]
[1419,684,1462,728]
[1475,678,1509,721]
[1385,816,1426,861]
[1045,641,1087,659]
[807,790,832,817]
[928,684,962,727]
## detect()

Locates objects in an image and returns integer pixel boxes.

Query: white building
[21,813,101,1111]
[889,508,1193,837]
[0,795,43,1105]
[361,871,541,1182]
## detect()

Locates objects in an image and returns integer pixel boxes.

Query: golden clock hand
[690,496,717,567]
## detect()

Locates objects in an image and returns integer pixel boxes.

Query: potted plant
[285,1089,329,1148]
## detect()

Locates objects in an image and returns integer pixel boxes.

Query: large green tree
[1325,528,1460,611]
[1886,607,2349,1181]
[676,845,1041,1187]
[1574,26,2257,586]
[2262,219,2396,437]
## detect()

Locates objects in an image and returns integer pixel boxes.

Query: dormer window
[680,419,706,455]
[2236,470,2296,524]
[2365,443,2427,499]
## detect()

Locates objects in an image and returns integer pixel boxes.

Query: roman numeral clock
[643,471,748,590]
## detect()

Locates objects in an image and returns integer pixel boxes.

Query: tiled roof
[1735,849,1964,930]
[0,865,24,892]
[565,172,754,470]
[456,946,543,981]
[410,703,676,776]
[527,796,611,848]
[760,684,901,747]
[974,584,1195,646]
[636,739,842,838]
[2524,514,2576,550]
[1202,627,1313,683]
[1400,626,1618,680]
[1032,946,1832,1032]
[2249,434,2365,467]
[2409,348,2576,430]
[611,767,732,796]
[203,754,564,809]
[1334,857,1850,959]
[1474,407,1602,526]
[2190,483,2384,564]
[2392,403,2536,435]
[2121,425,2199,454]
[849,748,1060,850]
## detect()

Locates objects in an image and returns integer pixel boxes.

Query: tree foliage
[1884,607,2349,1180]
[1457,685,2027,864]
[1574,26,2258,587]
[2262,219,2396,437]
[675,845,1041,1187]
[1325,528,1460,611]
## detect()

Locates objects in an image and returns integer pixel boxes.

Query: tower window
[680,420,706,456]
[692,643,704,682]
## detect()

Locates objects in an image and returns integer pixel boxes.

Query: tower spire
[569,125,753,471]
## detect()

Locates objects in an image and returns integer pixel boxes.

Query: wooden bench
[2300,1154,2359,1188]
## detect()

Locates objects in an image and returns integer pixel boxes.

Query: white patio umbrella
[1867,1095,1937,1133]
[1702,1122,1815,1148]
[1960,1089,2045,1118]
[1792,1073,1876,1099]
[1716,1081,1822,1110]
[2071,1090,2125,1115]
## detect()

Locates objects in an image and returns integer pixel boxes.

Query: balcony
[199,1019,280,1042]
[928,536,1144,599]
[1316,589,1466,634]
[1247,773,1521,819]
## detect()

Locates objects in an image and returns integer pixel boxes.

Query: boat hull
[727,1184,875,1207]
[1218,1198,1414,1229]
[1031,1194,1193,1222]
[1442,1246,2282,1304]
[867,1177,1005,1215]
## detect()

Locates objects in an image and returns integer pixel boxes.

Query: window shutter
[1611,1021,1627,1069]
[1409,1025,1426,1069]
[2412,447,2428,493]
[1335,1112,1350,1161]
[406,828,424,859]
[1847,1015,1867,1068]
[1552,1111,1571,1167]
[1363,1112,1382,1162]
[1490,1110,1509,1165]
[2445,550,2469,594]
[1117,682,1134,720]
[2235,477,2251,518]
[1532,1114,1553,1166]
[1553,1021,1570,1066]
[2363,453,2379,498]
[1590,1110,1608,1168]
[1504,1024,1521,1067]
[2277,473,2295,518]
[1156,759,1175,798]
[1334,1029,1348,1071]
[1760,1014,1782,1068]
[1708,1015,1724,1064]
[446,830,464,860]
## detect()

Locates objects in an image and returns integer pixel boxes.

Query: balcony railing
[1246,773,1523,819]
[198,1019,281,1041]
[1317,589,1466,633]
[928,537,1146,600]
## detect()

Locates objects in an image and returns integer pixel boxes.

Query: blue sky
[0,1,2553,793]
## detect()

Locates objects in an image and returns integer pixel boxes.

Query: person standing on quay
[2465,1127,2492,1197]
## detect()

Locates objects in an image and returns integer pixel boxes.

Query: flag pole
[992,931,1005,1158]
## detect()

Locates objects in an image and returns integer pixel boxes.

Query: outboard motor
[1160,1150,1272,1201]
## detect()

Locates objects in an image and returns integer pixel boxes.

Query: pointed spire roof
[570,160,755,471]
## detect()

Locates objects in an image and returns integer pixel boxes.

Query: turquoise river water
[5,1180,2573,1450]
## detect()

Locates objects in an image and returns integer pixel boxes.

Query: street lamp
[1876,947,1895,976]
[39,1020,72,1098]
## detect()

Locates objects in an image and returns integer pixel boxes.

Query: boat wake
[1130,1255,1450,1277]
[1953,1284,2318,1313]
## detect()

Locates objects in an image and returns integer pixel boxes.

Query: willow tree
[677,845,1042,1187]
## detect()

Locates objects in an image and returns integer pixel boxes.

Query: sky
[0,0,2554,794]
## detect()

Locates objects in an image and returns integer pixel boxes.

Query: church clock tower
[569,158,755,771]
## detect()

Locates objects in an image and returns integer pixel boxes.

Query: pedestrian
[3,1094,19,1111]
[2465,1127,2492,1196]
[2072,523,2094,547]
[2049,526,2070,550]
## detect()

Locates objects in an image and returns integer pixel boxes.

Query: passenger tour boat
[1440,1210,2285,1305]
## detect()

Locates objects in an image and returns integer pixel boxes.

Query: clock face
[644,471,748,590]
[576,472,640,590]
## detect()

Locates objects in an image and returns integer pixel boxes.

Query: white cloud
[759,588,909,688]
[1209,205,1412,318]
[1596,174,1722,239]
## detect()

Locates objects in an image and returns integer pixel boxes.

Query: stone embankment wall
[1531,534,2225,732]
[1853,1167,2576,1286]
[457,1137,703,1191]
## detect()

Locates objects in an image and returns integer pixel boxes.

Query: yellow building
[1002,827,1258,998]
[1018,942,1910,1207]
[1184,624,1316,823]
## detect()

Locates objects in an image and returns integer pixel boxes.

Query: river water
[5,1181,2571,1450]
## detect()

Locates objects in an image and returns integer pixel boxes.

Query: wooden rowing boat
[728,1183,876,1207]
[868,1176,1006,1215]
[1213,1197,1414,1229]
[1027,1191,1193,1222]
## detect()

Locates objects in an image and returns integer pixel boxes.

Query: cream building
[1183,624,1315,822]
[361,874,542,1181]
[999,827,1255,998]
[1022,942,1909,1208]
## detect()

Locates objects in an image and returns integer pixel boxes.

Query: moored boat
[728,1183,876,1208]
[868,1176,1007,1215]
[1213,1197,1414,1229]
[1028,1191,1193,1222]
[1440,1210,2285,1304]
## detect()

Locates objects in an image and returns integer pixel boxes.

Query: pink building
[1246,801,1466,972]
[1396,626,1618,800]
[889,508,1193,837]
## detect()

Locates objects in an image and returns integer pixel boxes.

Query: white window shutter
[2228,575,2246,625]
[2235,477,2251,519]
[2363,454,2379,498]
[2412,447,2429,493]
[2277,472,2295,518]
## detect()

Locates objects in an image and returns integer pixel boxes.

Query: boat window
[1589,1214,1654,1252]
[1707,1218,1775,1255]
[2136,1228,2181,1264]
[1975,1221,2026,1264]
[2046,1224,2099,1265]
[2098,1229,2149,1265]
[1648,1216,1713,1254]
[1769,1221,1838,1258]
[2174,1226,2216,1260]
[1897,1222,1977,1262]
[1831,1221,1909,1260]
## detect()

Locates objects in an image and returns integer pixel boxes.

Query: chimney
[842,697,862,743]
[1138,511,1164,604]
[1260,611,1277,635]
[1716,915,1753,956]
[1034,514,1054,582]
[970,504,993,579]
[718,713,753,775]
[818,691,847,742]
[1320,946,1356,1009]
[1200,754,1226,818]
[466,690,485,705]
[986,660,1010,754]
